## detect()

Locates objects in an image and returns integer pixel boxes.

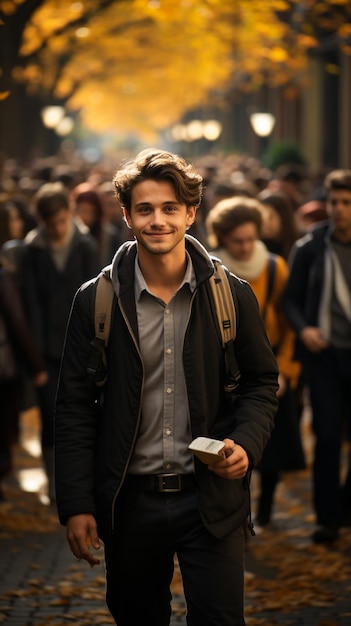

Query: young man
[55,149,278,626]
[19,182,99,501]
[284,169,351,543]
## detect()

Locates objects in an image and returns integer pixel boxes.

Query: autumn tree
[1,0,351,160]
[0,0,118,158]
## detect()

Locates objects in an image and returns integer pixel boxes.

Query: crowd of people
[0,147,350,621]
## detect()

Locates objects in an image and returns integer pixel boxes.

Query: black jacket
[0,261,46,378]
[20,223,99,361]
[55,236,278,540]
[283,222,330,359]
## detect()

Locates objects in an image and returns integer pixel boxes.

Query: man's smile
[144,230,173,236]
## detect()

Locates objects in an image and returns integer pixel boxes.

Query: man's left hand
[208,438,249,479]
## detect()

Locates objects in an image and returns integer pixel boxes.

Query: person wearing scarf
[284,169,351,543]
[206,196,304,528]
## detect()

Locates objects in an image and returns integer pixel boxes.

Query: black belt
[124,473,196,493]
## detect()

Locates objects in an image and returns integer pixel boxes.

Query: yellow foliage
[1,0,16,15]
[19,0,85,55]
[268,46,289,63]
[339,22,351,37]
[3,0,349,139]
[297,34,318,48]
[11,65,25,81]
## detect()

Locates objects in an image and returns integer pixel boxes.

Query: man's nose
[150,209,165,225]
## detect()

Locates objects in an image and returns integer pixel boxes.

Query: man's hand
[208,438,249,480]
[300,326,329,353]
[66,514,101,567]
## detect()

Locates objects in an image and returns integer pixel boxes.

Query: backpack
[87,259,241,392]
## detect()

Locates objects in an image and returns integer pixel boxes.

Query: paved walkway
[1,408,351,625]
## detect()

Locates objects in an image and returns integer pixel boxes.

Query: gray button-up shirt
[127,252,196,475]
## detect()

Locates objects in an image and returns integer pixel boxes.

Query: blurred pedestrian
[98,179,134,249]
[283,169,351,543]
[18,182,99,502]
[0,196,25,242]
[0,252,47,501]
[268,164,307,211]
[0,196,29,272]
[0,198,39,416]
[206,196,304,526]
[258,190,300,260]
[72,183,122,267]
[55,148,278,626]
[295,191,329,234]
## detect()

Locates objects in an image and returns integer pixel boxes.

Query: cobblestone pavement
[1,408,350,626]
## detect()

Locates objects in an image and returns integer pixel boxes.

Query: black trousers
[104,479,246,626]
[308,348,351,526]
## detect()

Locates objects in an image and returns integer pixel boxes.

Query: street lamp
[249,112,276,161]
[249,113,276,137]
[168,119,222,154]
[202,120,222,142]
[186,120,205,141]
[56,117,74,136]
[41,106,65,129]
[41,105,74,153]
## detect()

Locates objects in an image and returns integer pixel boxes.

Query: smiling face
[123,179,196,258]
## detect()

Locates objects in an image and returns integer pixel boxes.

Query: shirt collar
[134,250,196,302]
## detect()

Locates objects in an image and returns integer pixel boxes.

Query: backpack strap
[209,260,241,392]
[87,272,115,387]
[94,272,115,346]
[262,254,276,321]
[209,260,236,346]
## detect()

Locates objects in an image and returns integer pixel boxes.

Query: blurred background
[1,0,351,173]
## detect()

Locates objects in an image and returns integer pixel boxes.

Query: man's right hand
[300,326,329,353]
[66,514,101,567]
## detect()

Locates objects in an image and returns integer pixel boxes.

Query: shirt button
[165,308,170,315]
[165,428,172,436]
[166,464,172,470]
[166,387,172,394]
[166,348,172,354]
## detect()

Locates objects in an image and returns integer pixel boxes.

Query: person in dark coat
[71,184,123,267]
[0,255,47,501]
[283,169,351,543]
[55,149,279,625]
[18,182,99,502]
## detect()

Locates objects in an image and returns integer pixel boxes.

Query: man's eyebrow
[134,200,181,207]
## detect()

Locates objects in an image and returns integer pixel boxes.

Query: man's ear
[123,207,132,229]
[186,205,197,228]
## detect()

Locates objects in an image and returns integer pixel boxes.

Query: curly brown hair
[206,196,263,249]
[113,149,203,213]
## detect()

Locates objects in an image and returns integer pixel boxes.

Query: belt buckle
[156,473,181,493]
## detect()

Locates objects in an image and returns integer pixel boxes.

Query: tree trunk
[0,1,47,162]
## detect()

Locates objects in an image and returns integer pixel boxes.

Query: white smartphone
[188,436,226,465]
